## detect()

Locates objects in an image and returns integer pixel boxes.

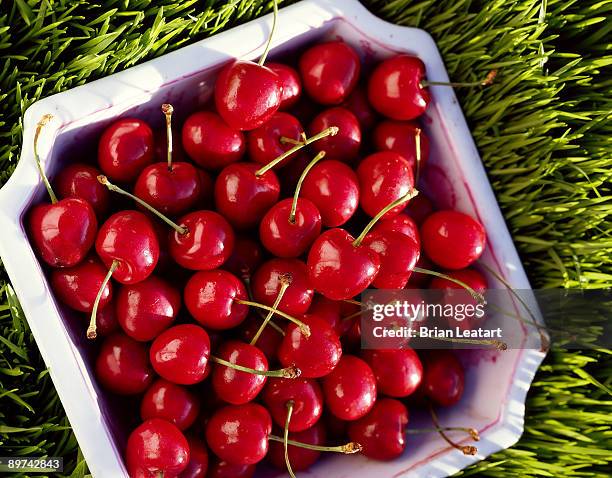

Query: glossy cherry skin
[214,162,281,230]
[28,198,97,268]
[267,422,325,471]
[309,107,361,161]
[126,418,190,478]
[252,258,314,316]
[371,212,420,248]
[278,315,342,379]
[240,315,283,362]
[259,198,321,258]
[373,120,430,171]
[50,256,112,312]
[307,228,380,300]
[404,193,434,225]
[169,210,235,270]
[362,231,420,289]
[92,303,120,337]
[362,348,423,397]
[140,378,200,431]
[348,398,409,461]
[299,41,361,104]
[422,350,465,407]
[207,460,255,478]
[116,275,181,341]
[184,270,248,330]
[368,55,430,121]
[322,355,377,421]
[134,162,201,216]
[421,211,486,269]
[263,378,323,432]
[268,63,302,110]
[357,151,415,218]
[55,163,109,217]
[308,295,344,336]
[342,85,377,130]
[182,111,246,170]
[95,333,153,395]
[180,436,208,478]
[212,341,268,405]
[98,118,155,183]
[95,210,159,284]
[150,324,210,385]
[301,160,359,227]
[215,60,282,131]
[222,237,263,280]
[247,112,304,167]
[205,403,272,465]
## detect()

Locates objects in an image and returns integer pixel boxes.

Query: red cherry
[348,398,408,461]
[95,332,153,395]
[98,118,155,183]
[368,55,430,120]
[215,61,282,131]
[309,107,361,161]
[357,151,415,218]
[278,315,342,378]
[50,256,112,312]
[180,436,208,478]
[322,355,377,421]
[95,210,159,284]
[299,41,360,104]
[268,63,302,110]
[207,460,254,478]
[404,193,434,225]
[307,295,343,336]
[267,422,326,471]
[222,237,263,280]
[28,198,97,268]
[140,379,200,431]
[91,304,120,337]
[421,211,486,269]
[169,210,235,270]
[371,212,420,248]
[116,275,181,341]
[154,128,186,164]
[263,378,323,432]
[430,268,488,292]
[362,231,420,289]
[247,112,304,167]
[301,160,359,227]
[422,350,465,406]
[362,348,423,397]
[182,111,246,170]
[240,315,283,362]
[342,85,377,130]
[126,418,190,477]
[406,254,435,288]
[205,403,272,465]
[184,270,248,330]
[55,163,110,216]
[373,120,429,171]
[150,324,210,385]
[214,162,280,230]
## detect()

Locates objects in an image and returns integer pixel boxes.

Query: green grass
[0,0,610,476]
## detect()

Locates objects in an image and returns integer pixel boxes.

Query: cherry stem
[255,127,339,177]
[412,267,486,305]
[284,400,297,478]
[268,435,362,454]
[211,356,300,378]
[353,188,420,246]
[428,403,478,456]
[280,137,303,146]
[33,114,58,204]
[289,151,326,223]
[421,70,497,88]
[406,427,480,441]
[250,274,292,345]
[87,260,119,340]
[414,127,422,184]
[162,104,174,171]
[258,0,278,66]
[97,175,188,235]
[234,299,311,337]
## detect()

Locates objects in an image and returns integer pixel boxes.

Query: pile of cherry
[27,28,492,478]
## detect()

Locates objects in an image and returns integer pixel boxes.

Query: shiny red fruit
[362,348,423,397]
[422,350,465,406]
[362,231,420,289]
[429,268,488,292]
[267,422,326,471]
[240,315,284,362]
[308,295,344,336]
[263,378,323,432]
[268,63,302,109]
[309,107,361,161]
[91,304,119,337]
[55,163,109,217]
[247,112,304,167]
[373,120,430,171]
[371,212,420,248]
[404,193,434,225]
[140,379,200,431]
[342,85,377,130]
[207,460,255,478]
[180,436,208,478]
[222,237,263,280]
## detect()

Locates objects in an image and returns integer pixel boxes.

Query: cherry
[373,120,429,173]
[180,436,208,478]
[348,398,408,461]
[421,210,486,269]
[207,460,254,478]
[95,332,153,395]
[247,112,304,167]
[182,111,246,169]
[263,378,323,432]
[150,324,210,385]
[140,378,200,431]
[322,355,377,421]
[91,303,119,337]
[222,237,263,280]
[342,85,377,130]
[299,41,360,104]
[240,315,284,362]
[50,256,112,313]
[422,350,465,407]
[309,107,361,161]
[404,193,434,225]
[126,418,190,477]
[55,163,109,217]
[300,160,359,227]
[372,212,420,247]
[116,275,181,341]
[98,118,155,182]
[429,268,487,292]
[307,295,343,336]
[205,403,272,465]
[268,62,302,110]
[267,422,325,471]
[362,231,420,289]
[362,348,423,397]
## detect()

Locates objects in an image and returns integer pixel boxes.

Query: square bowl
[0,0,546,476]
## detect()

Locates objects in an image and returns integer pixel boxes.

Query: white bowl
[0,0,546,476]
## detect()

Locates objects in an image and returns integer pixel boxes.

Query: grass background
[0,0,610,476]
